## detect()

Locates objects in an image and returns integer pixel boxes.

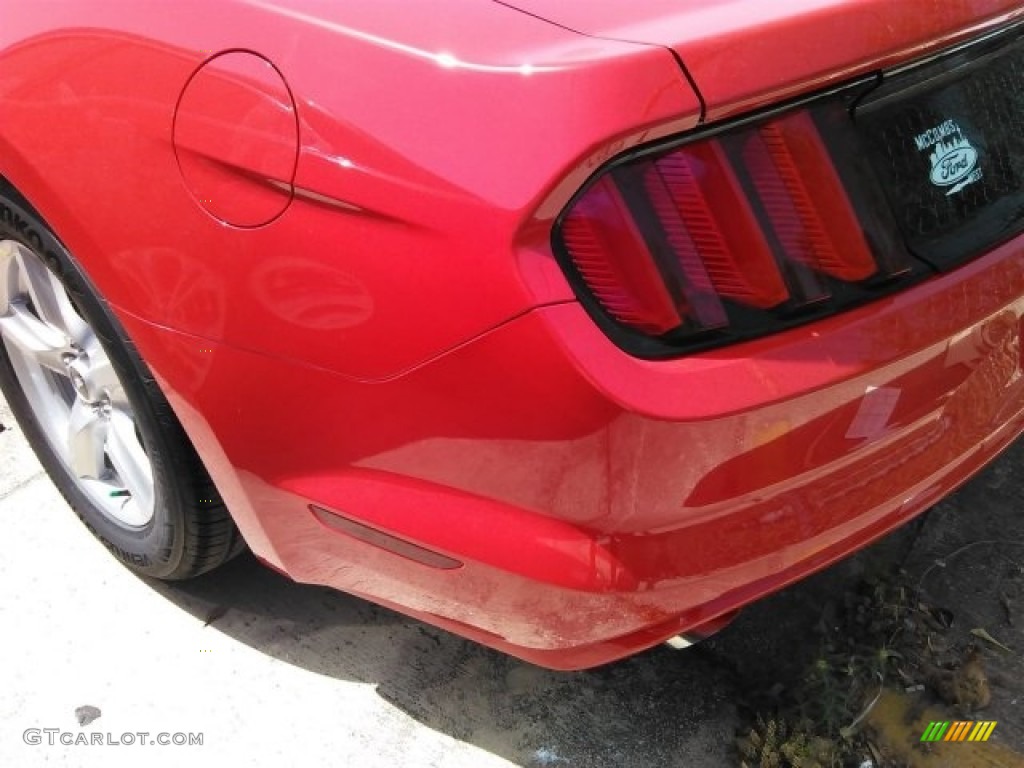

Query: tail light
[554,93,916,355]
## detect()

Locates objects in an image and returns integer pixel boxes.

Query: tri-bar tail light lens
[554,90,917,356]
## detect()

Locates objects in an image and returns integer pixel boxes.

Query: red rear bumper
[121,230,1024,669]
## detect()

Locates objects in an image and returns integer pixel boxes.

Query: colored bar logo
[920,721,997,742]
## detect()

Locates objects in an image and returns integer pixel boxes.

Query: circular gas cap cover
[173,51,298,227]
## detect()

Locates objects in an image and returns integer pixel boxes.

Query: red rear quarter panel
[0,0,698,379]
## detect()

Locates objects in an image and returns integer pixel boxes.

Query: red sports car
[2,1,1024,669]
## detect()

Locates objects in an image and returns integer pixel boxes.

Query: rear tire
[0,181,244,579]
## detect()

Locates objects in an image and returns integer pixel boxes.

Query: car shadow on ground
[146,442,1024,768]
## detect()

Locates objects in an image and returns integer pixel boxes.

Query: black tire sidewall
[0,189,193,578]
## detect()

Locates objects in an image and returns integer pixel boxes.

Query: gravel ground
[1,393,1022,768]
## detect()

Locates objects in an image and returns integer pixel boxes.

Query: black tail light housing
[553,78,924,358]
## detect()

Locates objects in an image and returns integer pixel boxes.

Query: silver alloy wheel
[0,238,155,526]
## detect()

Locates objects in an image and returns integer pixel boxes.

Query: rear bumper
[121,233,1024,669]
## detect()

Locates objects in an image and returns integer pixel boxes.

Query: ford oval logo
[930,146,978,187]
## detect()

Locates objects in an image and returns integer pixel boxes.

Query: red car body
[3,0,1024,669]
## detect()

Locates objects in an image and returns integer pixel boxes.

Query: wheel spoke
[13,243,88,342]
[84,346,123,401]
[52,281,91,348]
[0,240,78,371]
[15,245,64,324]
[0,240,21,312]
[68,400,107,479]
[0,302,75,373]
[106,410,154,516]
